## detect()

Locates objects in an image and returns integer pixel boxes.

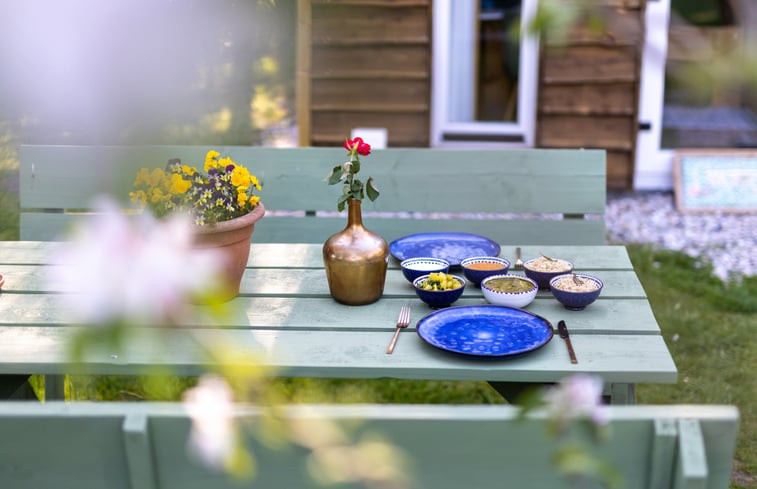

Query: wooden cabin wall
[298,0,432,148]
[536,0,647,189]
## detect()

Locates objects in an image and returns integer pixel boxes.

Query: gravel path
[606,191,756,281]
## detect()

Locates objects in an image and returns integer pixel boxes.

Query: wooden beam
[296,0,312,146]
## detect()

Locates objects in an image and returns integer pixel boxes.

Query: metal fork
[514,247,523,270]
[386,305,411,354]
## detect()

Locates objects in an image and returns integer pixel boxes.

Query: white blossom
[543,374,608,426]
[183,375,237,470]
[49,197,221,325]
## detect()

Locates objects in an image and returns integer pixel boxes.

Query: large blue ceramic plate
[416,305,553,357]
[389,232,500,266]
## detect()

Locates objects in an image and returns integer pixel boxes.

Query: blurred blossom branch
[519,374,621,489]
[49,196,409,488]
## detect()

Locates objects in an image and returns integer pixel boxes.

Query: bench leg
[488,381,552,404]
[0,375,40,400]
[608,383,635,405]
[44,375,66,400]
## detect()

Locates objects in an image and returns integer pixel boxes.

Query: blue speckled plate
[389,232,500,266]
[416,305,553,357]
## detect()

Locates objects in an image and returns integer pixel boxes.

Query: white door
[635,0,754,190]
[431,0,540,147]
[635,0,673,190]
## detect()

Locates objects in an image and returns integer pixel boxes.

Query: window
[431,0,539,146]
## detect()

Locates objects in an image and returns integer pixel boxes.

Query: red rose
[356,140,371,156]
[343,137,371,156]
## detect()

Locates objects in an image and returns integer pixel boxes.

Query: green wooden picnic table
[0,241,677,403]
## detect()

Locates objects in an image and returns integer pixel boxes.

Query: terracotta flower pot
[192,203,265,302]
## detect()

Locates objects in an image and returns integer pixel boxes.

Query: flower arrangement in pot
[130,150,264,301]
[323,137,388,305]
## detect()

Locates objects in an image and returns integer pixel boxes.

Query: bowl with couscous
[549,273,603,310]
[523,256,574,289]
[412,272,466,308]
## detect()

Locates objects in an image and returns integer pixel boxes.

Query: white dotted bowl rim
[461,256,511,267]
[401,257,450,267]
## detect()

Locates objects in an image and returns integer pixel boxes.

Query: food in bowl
[551,275,600,293]
[485,276,536,293]
[524,255,572,273]
[400,257,450,283]
[523,256,574,289]
[481,274,538,308]
[413,273,466,308]
[549,273,603,310]
[417,272,463,291]
[460,256,510,286]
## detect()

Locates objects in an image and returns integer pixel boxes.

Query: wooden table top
[0,242,677,385]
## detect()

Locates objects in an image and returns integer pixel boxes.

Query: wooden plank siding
[298,1,646,189]
[299,0,432,147]
[536,2,646,189]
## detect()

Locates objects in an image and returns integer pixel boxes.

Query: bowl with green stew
[481,274,538,308]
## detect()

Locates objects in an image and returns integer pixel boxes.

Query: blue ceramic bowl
[412,273,466,308]
[460,256,510,286]
[400,257,450,283]
[549,273,603,310]
[523,257,574,290]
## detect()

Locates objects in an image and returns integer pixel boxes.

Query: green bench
[19,145,606,244]
[0,402,739,489]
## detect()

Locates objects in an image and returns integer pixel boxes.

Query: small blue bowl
[523,257,574,290]
[549,273,603,310]
[460,256,510,286]
[400,257,450,283]
[412,273,466,308]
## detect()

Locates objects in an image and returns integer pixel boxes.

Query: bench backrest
[19,145,606,244]
[0,402,738,489]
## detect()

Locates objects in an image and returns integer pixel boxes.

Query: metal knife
[557,320,578,364]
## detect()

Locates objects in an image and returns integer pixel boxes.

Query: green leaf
[351,157,361,175]
[366,176,380,201]
[337,194,350,212]
[326,165,344,185]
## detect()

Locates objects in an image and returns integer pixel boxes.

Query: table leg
[0,375,40,400]
[609,383,636,405]
[44,375,66,400]
[488,381,552,404]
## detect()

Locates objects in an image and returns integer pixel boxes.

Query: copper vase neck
[347,198,363,227]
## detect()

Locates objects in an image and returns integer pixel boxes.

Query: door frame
[430,0,540,148]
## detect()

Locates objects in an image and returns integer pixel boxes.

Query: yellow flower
[237,192,248,206]
[250,175,261,191]
[231,166,251,189]
[182,165,196,176]
[170,173,191,194]
[248,195,260,206]
[134,168,151,186]
[151,188,164,204]
[129,190,147,206]
[149,168,166,187]
[204,150,221,172]
[218,156,234,169]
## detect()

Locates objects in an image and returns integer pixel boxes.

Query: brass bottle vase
[323,198,388,305]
